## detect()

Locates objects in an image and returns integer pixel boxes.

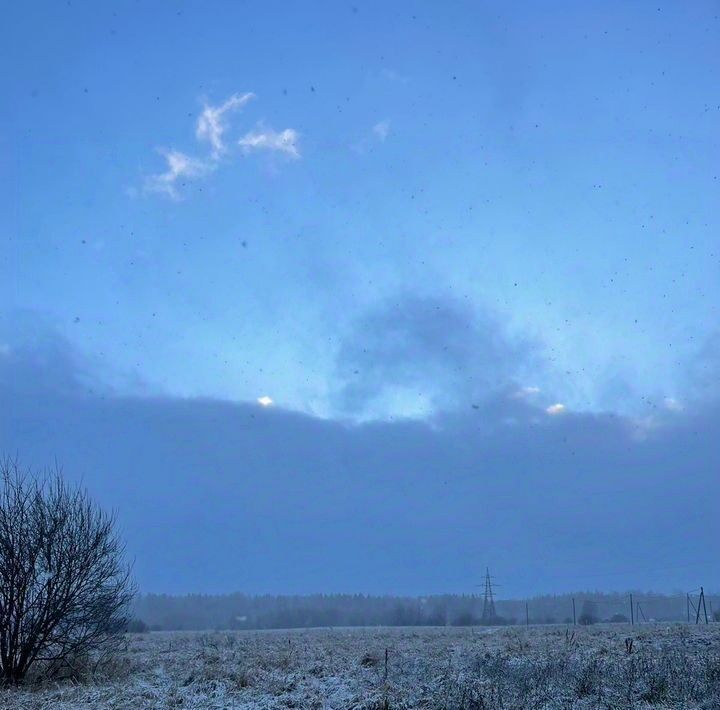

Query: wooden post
[572,597,576,626]
[630,594,634,625]
[701,587,708,624]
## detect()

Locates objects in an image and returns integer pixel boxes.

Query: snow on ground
[2,624,720,709]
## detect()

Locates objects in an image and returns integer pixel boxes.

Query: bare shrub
[577,600,599,626]
[0,458,134,685]
[125,618,149,633]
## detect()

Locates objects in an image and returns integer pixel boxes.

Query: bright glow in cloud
[196,92,255,157]
[143,149,210,199]
[546,403,566,415]
[239,127,300,159]
[257,395,274,407]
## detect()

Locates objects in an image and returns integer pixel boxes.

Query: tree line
[131,590,708,631]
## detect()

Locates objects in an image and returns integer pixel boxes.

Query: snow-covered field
[3,624,720,709]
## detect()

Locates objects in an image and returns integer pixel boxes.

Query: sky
[1,1,719,596]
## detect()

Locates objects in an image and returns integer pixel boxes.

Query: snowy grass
[2,624,720,708]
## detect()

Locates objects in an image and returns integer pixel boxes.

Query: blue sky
[3,0,718,420]
[2,2,720,594]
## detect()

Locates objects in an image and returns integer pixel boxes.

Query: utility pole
[630,594,634,626]
[697,587,708,625]
[687,593,690,623]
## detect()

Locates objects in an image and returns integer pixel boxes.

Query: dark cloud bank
[1,307,719,597]
[334,294,536,415]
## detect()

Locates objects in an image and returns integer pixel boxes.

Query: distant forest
[131,591,719,631]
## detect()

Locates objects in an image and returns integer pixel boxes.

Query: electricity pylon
[481,567,497,623]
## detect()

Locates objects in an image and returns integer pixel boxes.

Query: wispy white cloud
[239,126,301,159]
[141,93,299,199]
[350,120,392,155]
[373,119,391,141]
[143,149,210,199]
[196,92,255,158]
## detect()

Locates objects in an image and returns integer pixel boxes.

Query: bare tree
[0,458,134,685]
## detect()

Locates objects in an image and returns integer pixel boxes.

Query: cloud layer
[2,311,719,596]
